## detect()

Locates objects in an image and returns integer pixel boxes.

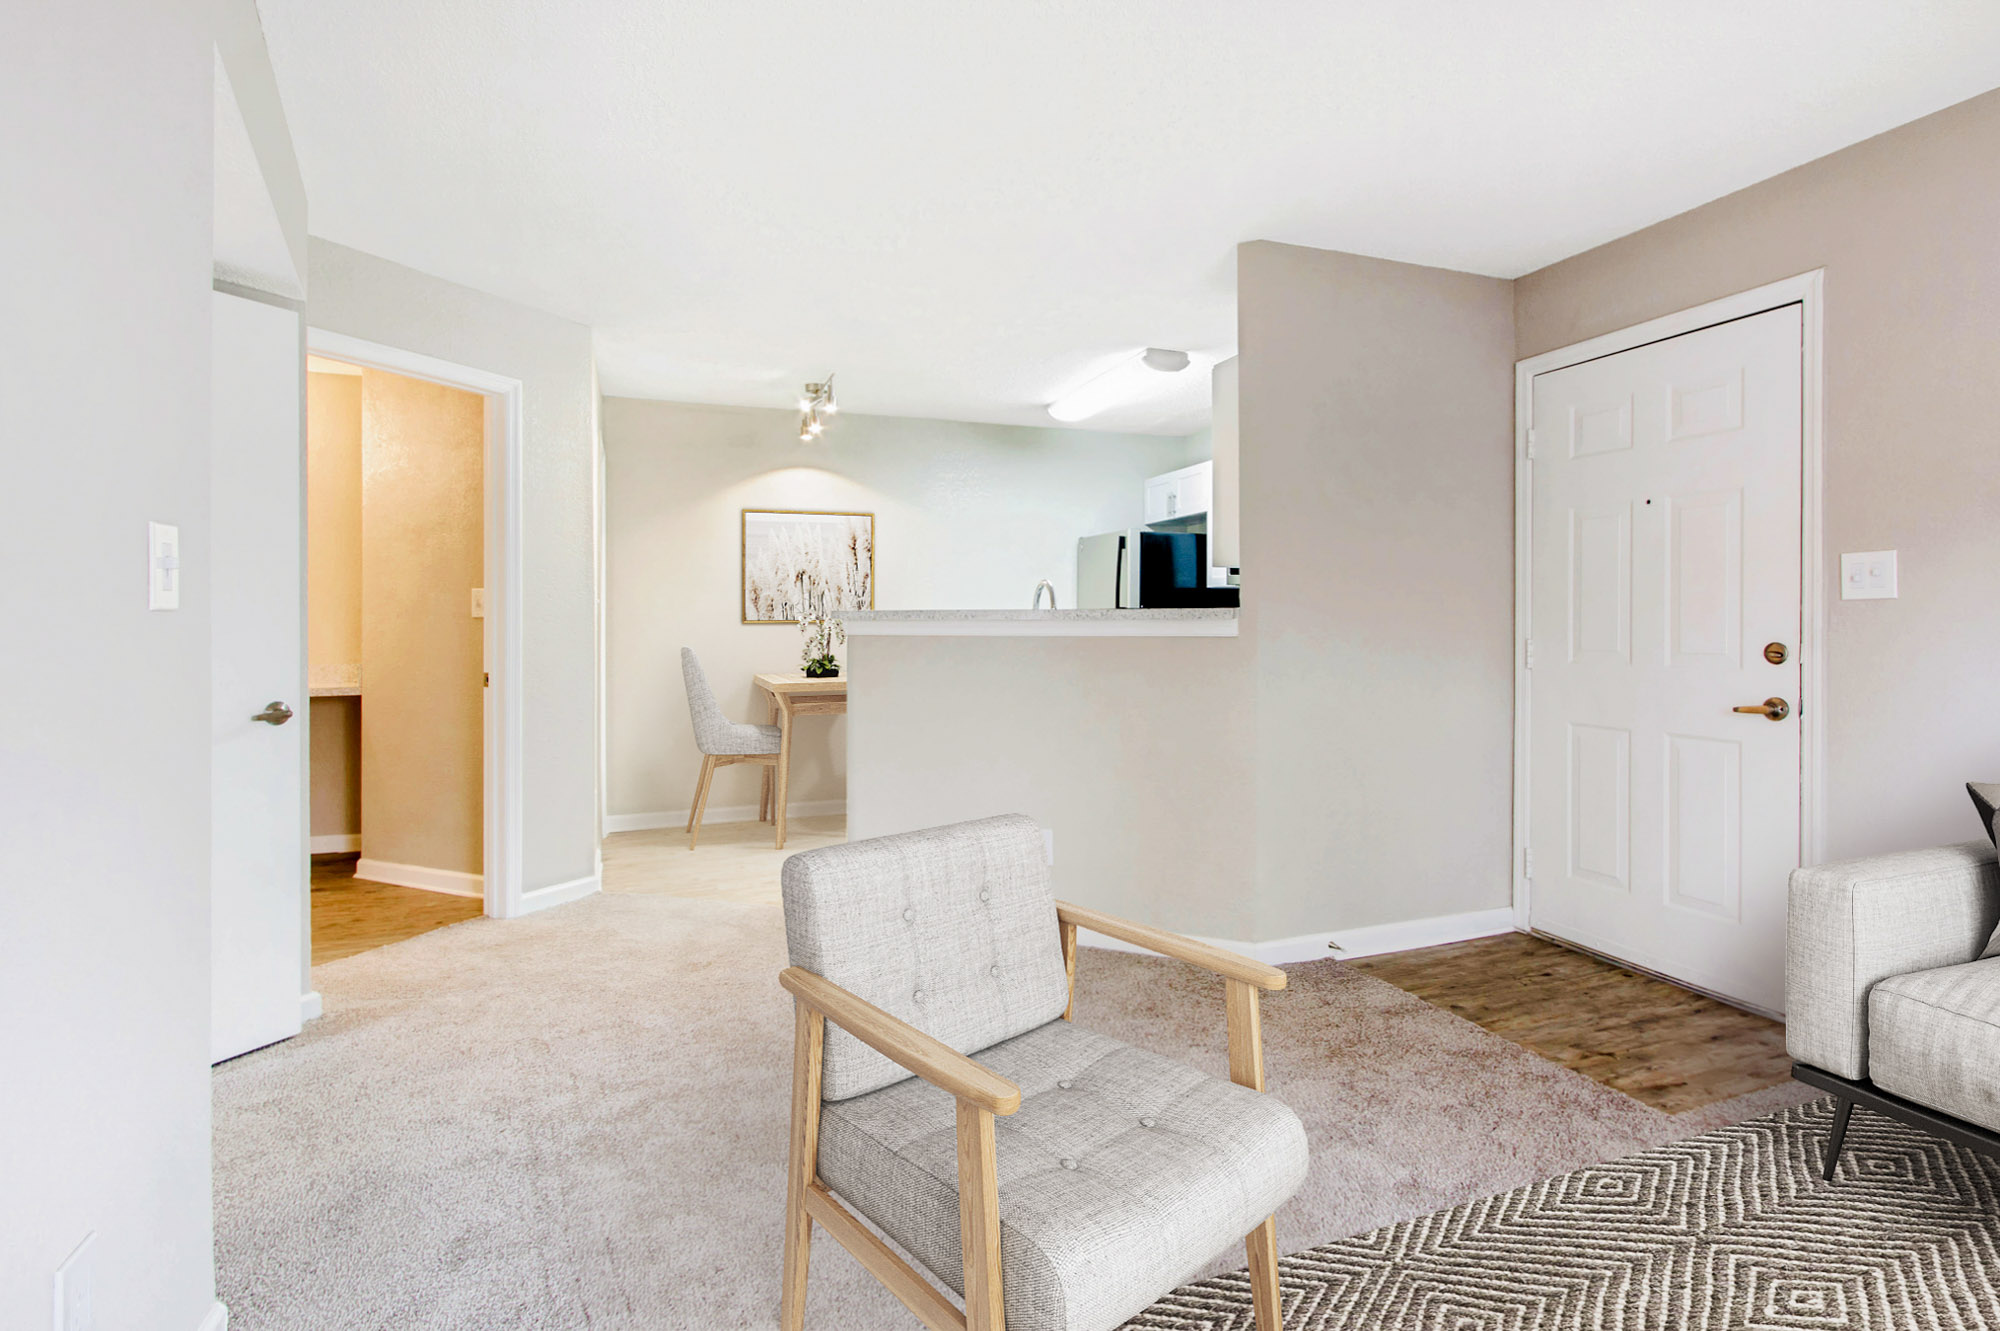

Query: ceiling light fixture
[1045,348,1192,424]
[798,374,837,442]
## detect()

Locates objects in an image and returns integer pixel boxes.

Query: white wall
[0,0,221,1325]
[306,240,601,890]
[602,398,1205,822]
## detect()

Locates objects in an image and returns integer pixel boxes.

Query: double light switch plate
[1840,550,1898,600]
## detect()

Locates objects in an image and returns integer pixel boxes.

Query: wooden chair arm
[1055,901,1287,991]
[779,967,1022,1116]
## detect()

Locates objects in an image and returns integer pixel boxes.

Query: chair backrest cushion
[680,647,730,753]
[783,815,1070,1100]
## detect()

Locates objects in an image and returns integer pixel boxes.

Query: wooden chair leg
[956,1100,1005,1331]
[782,1003,825,1331]
[774,706,792,850]
[1246,1215,1280,1331]
[760,763,773,823]
[689,755,717,850]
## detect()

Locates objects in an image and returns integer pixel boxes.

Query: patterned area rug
[1130,1099,2000,1330]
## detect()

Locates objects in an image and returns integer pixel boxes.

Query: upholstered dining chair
[680,647,782,849]
[778,815,1306,1331]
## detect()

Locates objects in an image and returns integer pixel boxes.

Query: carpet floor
[213,892,1815,1329]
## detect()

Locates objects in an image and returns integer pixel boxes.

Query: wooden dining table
[753,672,848,848]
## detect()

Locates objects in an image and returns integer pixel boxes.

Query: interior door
[211,290,306,1062]
[1527,304,1802,1014]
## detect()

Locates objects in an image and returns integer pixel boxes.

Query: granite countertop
[838,607,1238,637]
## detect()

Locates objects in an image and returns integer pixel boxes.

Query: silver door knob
[253,701,294,725]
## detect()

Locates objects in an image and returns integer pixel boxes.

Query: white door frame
[305,328,528,919]
[1511,270,1827,932]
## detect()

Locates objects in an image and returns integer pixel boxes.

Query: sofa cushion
[817,1017,1310,1331]
[1868,957,2000,1132]
[783,815,1071,1100]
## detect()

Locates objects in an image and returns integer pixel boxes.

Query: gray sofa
[1787,840,2000,1173]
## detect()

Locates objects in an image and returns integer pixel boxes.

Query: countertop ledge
[838,608,1238,638]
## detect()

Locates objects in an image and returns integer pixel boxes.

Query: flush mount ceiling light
[797,374,838,442]
[1045,348,1192,424]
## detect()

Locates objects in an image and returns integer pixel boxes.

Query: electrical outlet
[148,522,180,610]
[54,1232,95,1331]
[1042,827,1055,866]
[1840,550,1898,600]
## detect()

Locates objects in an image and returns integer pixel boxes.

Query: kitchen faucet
[1033,580,1057,610]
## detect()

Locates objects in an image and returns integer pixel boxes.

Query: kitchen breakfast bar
[835,607,1252,939]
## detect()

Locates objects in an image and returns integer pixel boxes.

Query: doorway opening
[301,331,525,978]
[306,353,486,960]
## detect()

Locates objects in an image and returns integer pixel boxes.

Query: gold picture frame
[741,508,876,624]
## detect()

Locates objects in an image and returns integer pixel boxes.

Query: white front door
[211,290,306,1062]
[1527,304,1802,1014]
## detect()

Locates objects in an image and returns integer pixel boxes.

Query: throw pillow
[1972,783,2000,958]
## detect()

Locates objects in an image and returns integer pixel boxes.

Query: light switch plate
[470,588,485,619]
[54,1232,95,1331]
[1840,550,1898,600]
[148,522,181,611]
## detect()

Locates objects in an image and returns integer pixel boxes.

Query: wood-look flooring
[311,854,483,964]
[1350,932,1791,1114]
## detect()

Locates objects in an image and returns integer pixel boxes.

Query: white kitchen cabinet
[1144,460,1212,524]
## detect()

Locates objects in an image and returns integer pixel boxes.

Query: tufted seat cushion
[784,815,1071,1100]
[1869,957,2000,1133]
[817,1018,1310,1331]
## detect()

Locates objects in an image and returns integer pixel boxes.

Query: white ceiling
[259,1,2000,435]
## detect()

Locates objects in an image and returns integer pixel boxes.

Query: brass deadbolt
[1763,642,1790,665]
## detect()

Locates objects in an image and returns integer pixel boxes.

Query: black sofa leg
[1823,1098,1856,1180]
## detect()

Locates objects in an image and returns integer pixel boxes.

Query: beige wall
[847,634,1260,937]
[307,369,362,669]
[1239,242,1518,938]
[307,240,600,890]
[1515,88,2000,860]
[846,243,1517,945]
[603,398,1206,822]
[1,0,221,1321]
[359,369,485,874]
[310,696,362,838]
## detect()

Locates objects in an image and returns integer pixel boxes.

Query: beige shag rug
[213,892,1813,1329]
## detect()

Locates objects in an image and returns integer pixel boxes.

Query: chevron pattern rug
[1130,1099,2000,1330]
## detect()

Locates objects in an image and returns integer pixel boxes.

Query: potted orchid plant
[798,583,846,678]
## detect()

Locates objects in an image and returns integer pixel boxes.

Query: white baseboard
[355,857,483,898]
[603,798,846,834]
[310,833,361,854]
[512,872,600,916]
[300,991,323,1022]
[1078,907,1518,968]
[198,1300,229,1331]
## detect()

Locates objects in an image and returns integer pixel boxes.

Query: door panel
[211,291,305,1062]
[1529,304,1802,1013]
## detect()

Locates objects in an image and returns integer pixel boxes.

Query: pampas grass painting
[742,510,874,624]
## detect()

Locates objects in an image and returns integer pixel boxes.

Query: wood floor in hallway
[1351,932,1792,1115]
[311,853,483,964]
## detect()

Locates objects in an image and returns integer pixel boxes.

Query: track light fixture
[798,374,838,442]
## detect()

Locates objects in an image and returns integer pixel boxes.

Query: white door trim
[305,328,529,920]
[1511,270,1827,932]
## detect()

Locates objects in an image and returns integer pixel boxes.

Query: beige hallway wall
[359,369,485,875]
[602,398,1205,823]
[1515,87,2000,860]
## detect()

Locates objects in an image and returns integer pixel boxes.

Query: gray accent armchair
[778,815,1307,1331]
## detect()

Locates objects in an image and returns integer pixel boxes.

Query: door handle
[252,701,294,725]
[1732,697,1790,722]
